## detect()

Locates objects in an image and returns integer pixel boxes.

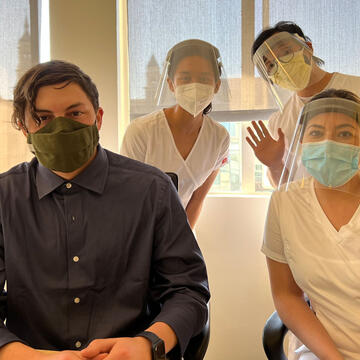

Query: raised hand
[246,120,285,169]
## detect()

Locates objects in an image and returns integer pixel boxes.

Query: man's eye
[265,62,277,76]
[283,48,291,55]
[70,111,83,117]
[38,115,51,122]
[278,49,293,63]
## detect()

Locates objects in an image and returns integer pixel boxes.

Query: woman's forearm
[267,163,287,188]
[274,294,343,360]
[185,169,220,229]
[185,198,203,229]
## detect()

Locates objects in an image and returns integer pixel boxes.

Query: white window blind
[0,0,39,173]
[126,0,360,193]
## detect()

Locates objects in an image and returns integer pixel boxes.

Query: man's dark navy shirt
[0,146,209,354]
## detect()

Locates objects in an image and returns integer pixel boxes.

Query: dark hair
[310,88,360,104]
[167,40,222,115]
[251,21,310,57]
[12,60,99,130]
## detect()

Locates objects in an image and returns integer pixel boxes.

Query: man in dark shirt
[0,60,210,360]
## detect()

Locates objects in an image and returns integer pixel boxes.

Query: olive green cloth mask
[27,116,99,172]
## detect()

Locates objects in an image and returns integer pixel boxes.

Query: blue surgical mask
[301,140,360,187]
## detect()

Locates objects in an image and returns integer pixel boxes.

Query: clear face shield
[154,39,230,117]
[279,97,360,194]
[253,32,315,110]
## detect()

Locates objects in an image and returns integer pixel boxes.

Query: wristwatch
[136,331,166,360]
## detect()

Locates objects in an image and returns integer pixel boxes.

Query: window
[0,0,40,173]
[126,0,360,194]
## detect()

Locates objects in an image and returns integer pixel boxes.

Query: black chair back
[0,291,6,322]
[263,310,288,360]
[165,172,178,191]
[183,311,210,360]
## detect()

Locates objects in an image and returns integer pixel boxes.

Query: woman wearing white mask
[121,39,230,229]
[263,89,360,360]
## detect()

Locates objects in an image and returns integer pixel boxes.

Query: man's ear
[305,41,314,53]
[95,107,104,131]
[167,78,175,93]
[19,120,28,138]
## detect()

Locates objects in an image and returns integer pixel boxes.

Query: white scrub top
[268,72,360,180]
[262,177,360,360]
[120,110,229,208]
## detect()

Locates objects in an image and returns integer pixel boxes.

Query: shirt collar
[36,145,109,199]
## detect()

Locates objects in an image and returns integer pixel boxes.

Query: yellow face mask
[269,49,312,92]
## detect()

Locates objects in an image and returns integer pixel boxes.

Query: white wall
[49,0,119,153]
[196,195,275,360]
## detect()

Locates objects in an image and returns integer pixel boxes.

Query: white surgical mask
[175,83,215,117]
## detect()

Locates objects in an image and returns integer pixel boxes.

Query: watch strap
[136,331,166,360]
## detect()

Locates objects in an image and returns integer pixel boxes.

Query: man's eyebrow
[34,107,52,113]
[275,43,289,49]
[34,102,86,113]
[65,102,86,111]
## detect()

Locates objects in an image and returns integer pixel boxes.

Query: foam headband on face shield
[165,39,223,83]
[253,31,323,69]
[165,39,221,62]
[299,98,360,129]
[254,32,310,61]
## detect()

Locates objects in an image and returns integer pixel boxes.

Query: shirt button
[66,183,72,189]
[75,341,82,348]
[73,256,79,263]
[74,297,81,304]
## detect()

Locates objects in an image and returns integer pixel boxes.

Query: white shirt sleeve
[261,192,287,263]
[120,121,147,162]
[214,131,230,170]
